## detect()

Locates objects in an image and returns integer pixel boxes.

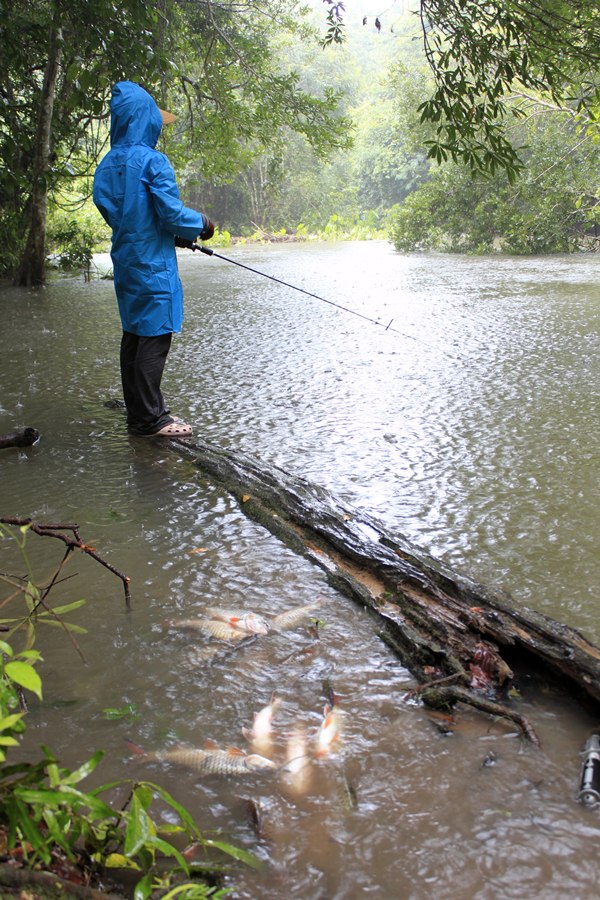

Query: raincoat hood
[93,81,206,337]
[110,80,163,149]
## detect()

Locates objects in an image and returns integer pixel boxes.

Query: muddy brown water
[1,241,599,898]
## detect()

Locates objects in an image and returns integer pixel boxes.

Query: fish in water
[315,703,343,757]
[127,738,277,777]
[337,770,359,811]
[281,725,313,796]
[270,599,323,633]
[240,795,272,843]
[165,617,250,642]
[243,695,282,755]
[203,607,270,635]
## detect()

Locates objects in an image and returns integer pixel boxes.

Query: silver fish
[270,599,322,633]
[281,726,313,796]
[166,617,250,642]
[203,608,270,635]
[133,741,277,777]
[243,696,282,755]
[315,703,343,757]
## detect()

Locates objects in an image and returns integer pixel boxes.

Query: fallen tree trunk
[0,427,40,449]
[167,437,600,742]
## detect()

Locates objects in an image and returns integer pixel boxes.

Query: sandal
[148,421,193,438]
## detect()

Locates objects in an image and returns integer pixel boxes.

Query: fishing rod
[190,242,424,345]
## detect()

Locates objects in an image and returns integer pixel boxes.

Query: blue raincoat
[93,81,206,336]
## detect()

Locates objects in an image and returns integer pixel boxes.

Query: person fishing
[93,80,214,438]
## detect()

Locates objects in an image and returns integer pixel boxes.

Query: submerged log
[0,427,40,449]
[167,437,600,741]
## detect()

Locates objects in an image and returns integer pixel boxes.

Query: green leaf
[45,600,87,616]
[125,791,156,857]
[147,834,189,870]
[88,779,126,796]
[54,784,115,819]
[43,808,73,855]
[60,750,104,785]
[133,783,154,812]
[133,872,154,900]
[24,581,40,610]
[5,661,42,699]
[12,798,50,863]
[102,703,139,720]
[204,838,263,870]
[41,621,87,633]
[105,852,142,870]
[0,713,25,732]
[16,788,71,806]
[142,782,200,839]
[15,650,42,661]
[47,762,61,787]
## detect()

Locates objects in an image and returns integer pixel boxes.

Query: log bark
[166,436,600,740]
[0,863,125,899]
[0,427,40,449]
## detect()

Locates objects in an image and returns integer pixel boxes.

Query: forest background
[1,0,599,286]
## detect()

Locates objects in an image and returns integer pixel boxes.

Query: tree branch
[0,517,131,607]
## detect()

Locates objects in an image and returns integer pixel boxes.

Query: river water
[1,241,599,898]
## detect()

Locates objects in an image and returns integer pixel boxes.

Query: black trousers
[120,331,173,435]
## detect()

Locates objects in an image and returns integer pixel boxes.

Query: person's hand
[174,235,195,250]
[199,216,215,241]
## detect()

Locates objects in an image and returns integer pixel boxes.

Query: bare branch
[0,517,131,607]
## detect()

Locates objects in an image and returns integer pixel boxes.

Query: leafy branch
[320,0,346,47]
[417,0,600,177]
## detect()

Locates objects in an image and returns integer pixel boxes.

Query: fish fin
[242,726,253,740]
[125,738,148,759]
[227,746,247,756]
[204,739,219,750]
[202,608,221,622]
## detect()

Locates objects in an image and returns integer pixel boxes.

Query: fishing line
[191,243,427,346]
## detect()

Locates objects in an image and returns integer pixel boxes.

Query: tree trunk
[16,15,62,287]
[166,436,600,740]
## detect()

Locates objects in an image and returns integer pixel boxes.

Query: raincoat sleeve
[142,152,206,241]
[92,178,114,229]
